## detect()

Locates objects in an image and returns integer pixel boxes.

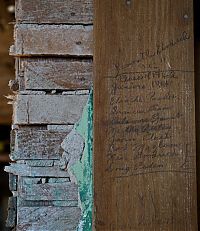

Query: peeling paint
[60,90,93,231]
[72,89,93,231]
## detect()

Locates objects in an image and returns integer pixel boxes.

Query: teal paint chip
[69,89,93,231]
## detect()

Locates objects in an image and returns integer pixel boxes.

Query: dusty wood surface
[5,164,70,177]
[11,24,93,56]
[17,198,78,207]
[16,0,93,24]
[17,58,93,90]
[17,207,81,231]
[8,0,93,229]
[9,173,17,191]
[13,94,89,125]
[18,177,78,201]
[6,197,17,228]
[11,129,69,160]
[94,0,197,230]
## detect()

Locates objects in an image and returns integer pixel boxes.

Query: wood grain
[17,207,81,231]
[18,177,78,201]
[13,94,89,125]
[5,164,70,177]
[11,129,69,160]
[6,197,17,228]
[94,0,197,230]
[17,58,93,90]
[11,24,93,56]
[16,0,93,24]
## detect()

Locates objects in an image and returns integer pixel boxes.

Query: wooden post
[94,0,198,230]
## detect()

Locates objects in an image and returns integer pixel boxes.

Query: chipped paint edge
[69,89,93,231]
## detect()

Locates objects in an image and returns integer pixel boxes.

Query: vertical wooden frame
[94,0,198,230]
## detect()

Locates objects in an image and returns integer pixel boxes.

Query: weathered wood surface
[17,58,93,90]
[13,94,88,125]
[11,24,93,56]
[17,198,78,207]
[6,197,17,228]
[9,173,17,191]
[17,207,81,231]
[94,0,197,230]
[24,160,54,167]
[194,4,200,222]
[11,129,69,160]
[18,177,78,201]
[16,0,93,24]
[5,164,70,177]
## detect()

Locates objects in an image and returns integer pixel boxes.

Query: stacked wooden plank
[6,1,93,230]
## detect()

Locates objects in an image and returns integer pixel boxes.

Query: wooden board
[11,129,69,160]
[17,207,81,231]
[16,0,93,24]
[13,94,88,125]
[5,164,70,177]
[94,0,198,230]
[194,7,200,223]
[6,197,17,228]
[11,24,93,56]
[17,198,78,208]
[18,177,78,201]
[17,58,93,90]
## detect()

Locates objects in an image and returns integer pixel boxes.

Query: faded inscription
[105,32,195,179]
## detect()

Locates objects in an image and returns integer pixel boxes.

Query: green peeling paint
[69,90,93,231]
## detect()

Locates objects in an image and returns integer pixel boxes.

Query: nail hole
[126,0,131,5]
[184,14,189,19]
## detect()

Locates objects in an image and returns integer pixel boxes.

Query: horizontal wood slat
[17,207,81,231]
[16,0,93,24]
[11,129,69,160]
[13,94,89,125]
[18,177,78,201]
[17,198,78,207]
[11,24,93,56]
[5,164,70,177]
[17,58,93,90]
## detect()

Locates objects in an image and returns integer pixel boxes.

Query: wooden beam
[94,0,198,230]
